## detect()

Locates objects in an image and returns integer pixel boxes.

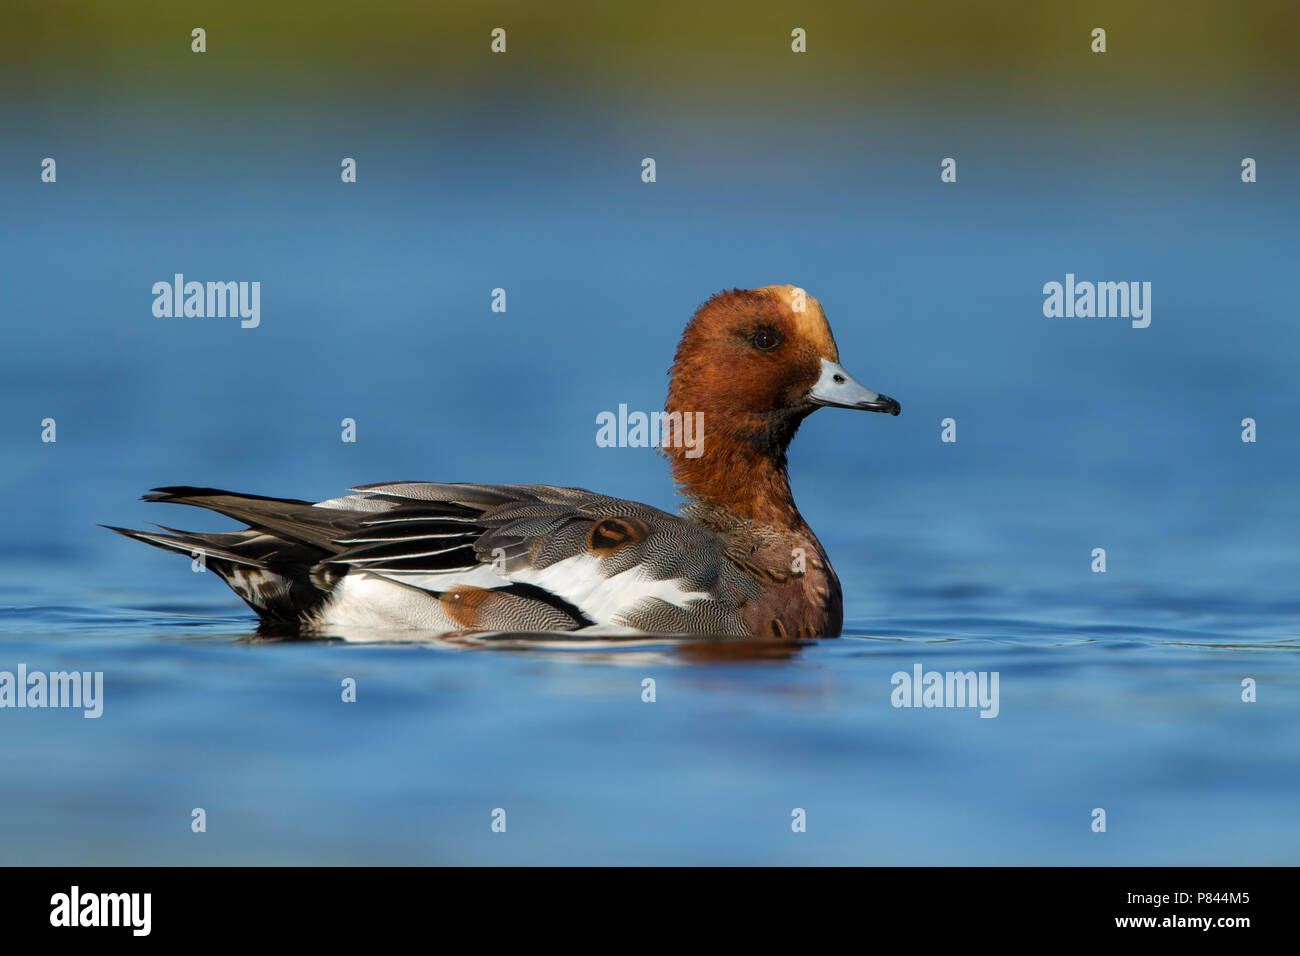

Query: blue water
[2,104,1297,863]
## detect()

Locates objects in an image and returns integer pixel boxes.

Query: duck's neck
[664,409,809,531]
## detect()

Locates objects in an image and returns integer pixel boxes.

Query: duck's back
[110,482,765,636]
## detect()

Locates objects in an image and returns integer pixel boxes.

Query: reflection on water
[447,629,810,663]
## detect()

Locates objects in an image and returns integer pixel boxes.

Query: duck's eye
[751,329,781,351]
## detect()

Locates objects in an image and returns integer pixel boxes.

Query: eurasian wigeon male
[109,285,899,639]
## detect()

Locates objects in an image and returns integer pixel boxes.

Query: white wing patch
[507,554,711,624]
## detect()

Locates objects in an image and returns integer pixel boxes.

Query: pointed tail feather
[140,486,356,551]
[101,525,265,568]
[104,505,345,630]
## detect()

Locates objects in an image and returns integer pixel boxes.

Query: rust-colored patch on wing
[586,516,650,556]
[439,585,495,628]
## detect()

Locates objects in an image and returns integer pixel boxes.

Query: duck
[108,285,900,639]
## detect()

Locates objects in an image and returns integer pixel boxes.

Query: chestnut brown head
[666,285,898,451]
[659,285,899,522]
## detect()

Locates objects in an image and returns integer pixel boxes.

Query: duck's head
[667,284,899,436]
[664,285,899,519]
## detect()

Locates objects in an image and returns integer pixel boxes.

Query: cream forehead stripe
[755,284,837,357]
